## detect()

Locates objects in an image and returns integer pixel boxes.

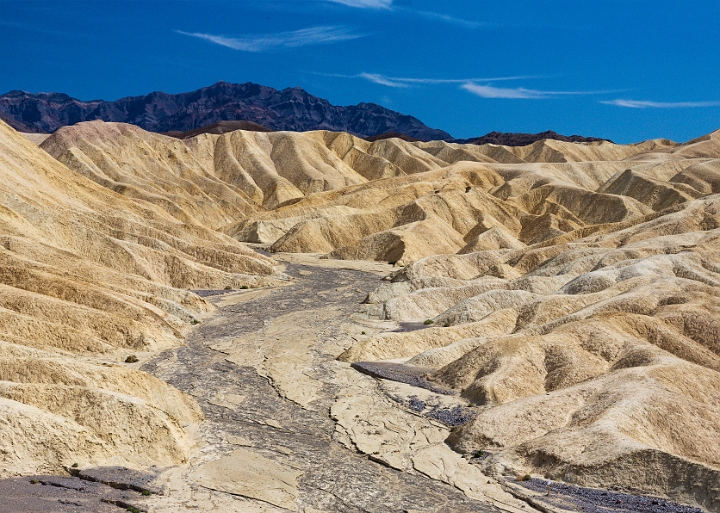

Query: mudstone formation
[1,116,719,511]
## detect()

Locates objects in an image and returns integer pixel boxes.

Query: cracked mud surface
[0,257,707,512]
[140,259,527,512]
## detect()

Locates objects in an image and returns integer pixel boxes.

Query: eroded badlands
[2,119,720,511]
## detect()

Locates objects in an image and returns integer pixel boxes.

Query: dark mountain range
[365,131,421,143]
[454,130,613,146]
[0,81,452,141]
[164,120,272,139]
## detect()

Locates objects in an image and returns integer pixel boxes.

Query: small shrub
[472,450,484,458]
[240,285,249,290]
[361,331,366,335]
[29,479,39,484]
[71,463,79,468]
[516,473,531,481]
[125,355,139,363]
[141,490,152,496]
[190,319,200,325]
[126,507,142,513]
[224,285,232,290]
[423,319,434,325]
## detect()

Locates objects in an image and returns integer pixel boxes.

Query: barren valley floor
[0,256,706,512]
[140,256,518,512]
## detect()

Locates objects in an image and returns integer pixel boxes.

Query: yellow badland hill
[11,119,720,510]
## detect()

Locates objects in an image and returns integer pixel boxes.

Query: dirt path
[137,257,531,513]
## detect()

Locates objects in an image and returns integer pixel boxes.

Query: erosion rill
[1,118,719,512]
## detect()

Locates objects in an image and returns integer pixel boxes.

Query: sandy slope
[42,122,716,269]
[227,132,719,268]
[6,119,720,510]
[0,119,284,476]
[339,136,720,510]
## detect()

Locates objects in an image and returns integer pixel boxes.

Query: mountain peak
[0,82,452,140]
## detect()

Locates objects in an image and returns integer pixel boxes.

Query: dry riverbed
[0,255,707,512]
[135,255,528,513]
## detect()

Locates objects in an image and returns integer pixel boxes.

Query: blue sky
[1,0,719,142]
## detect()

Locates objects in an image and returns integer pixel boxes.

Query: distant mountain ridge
[454,130,613,146]
[0,82,613,144]
[164,120,272,139]
[365,131,421,143]
[0,81,452,141]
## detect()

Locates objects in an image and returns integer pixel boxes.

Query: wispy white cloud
[396,8,486,28]
[462,83,617,99]
[396,75,540,85]
[601,99,720,109]
[326,0,392,8]
[359,73,412,88]
[321,72,621,101]
[176,26,362,52]
[462,84,548,99]
[321,72,542,88]
[324,0,483,27]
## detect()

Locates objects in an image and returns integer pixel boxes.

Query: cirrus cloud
[359,73,412,88]
[462,83,617,99]
[601,99,720,109]
[326,0,392,8]
[176,26,363,52]
[322,72,542,88]
[324,0,484,27]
